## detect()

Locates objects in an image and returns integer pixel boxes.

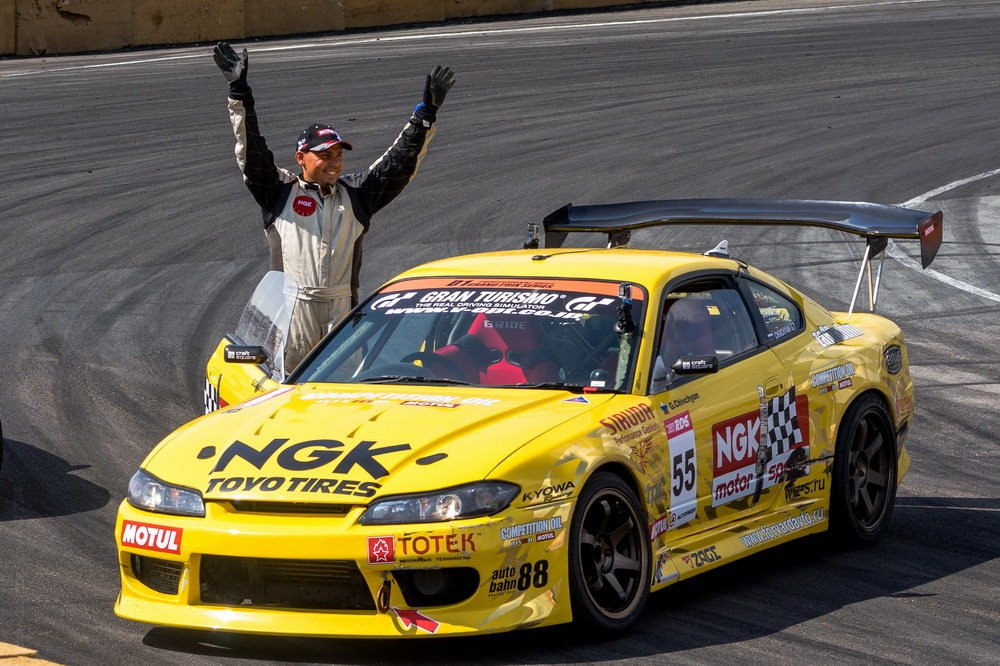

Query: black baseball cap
[296,124,353,152]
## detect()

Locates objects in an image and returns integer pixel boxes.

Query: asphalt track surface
[0,0,997,663]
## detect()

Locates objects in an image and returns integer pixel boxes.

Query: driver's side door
[203,272,295,413]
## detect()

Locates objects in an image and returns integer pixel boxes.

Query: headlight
[127,469,205,517]
[359,482,519,525]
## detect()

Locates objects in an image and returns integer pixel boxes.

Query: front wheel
[831,393,897,546]
[569,471,650,633]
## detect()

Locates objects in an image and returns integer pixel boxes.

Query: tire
[569,470,650,634]
[830,393,897,546]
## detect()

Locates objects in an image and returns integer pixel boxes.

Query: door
[648,275,805,538]
[204,271,296,413]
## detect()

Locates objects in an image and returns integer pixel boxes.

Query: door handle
[763,377,785,398]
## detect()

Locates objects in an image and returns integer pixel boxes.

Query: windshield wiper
[357,375,473,386]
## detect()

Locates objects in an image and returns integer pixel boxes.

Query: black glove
[412,65,455,127]
[423,65,456,109]
[213,42,250,98]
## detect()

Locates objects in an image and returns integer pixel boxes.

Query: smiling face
[296,146,344,186]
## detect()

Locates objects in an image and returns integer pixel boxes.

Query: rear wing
[526,198,944,314]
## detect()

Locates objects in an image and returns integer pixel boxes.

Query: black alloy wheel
[831,394,898,546]
[569,471,650,633]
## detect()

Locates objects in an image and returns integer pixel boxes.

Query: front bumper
[114,499,573,637]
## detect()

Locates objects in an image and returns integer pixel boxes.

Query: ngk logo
[712,410,761,476]
[121,520,182,554]
[292,195,317,216]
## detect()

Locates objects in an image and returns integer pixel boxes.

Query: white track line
[890,169,1000,304]
[0,0,945,78]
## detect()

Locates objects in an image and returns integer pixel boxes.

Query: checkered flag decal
[767,387,802,455]
[204,378,220,414]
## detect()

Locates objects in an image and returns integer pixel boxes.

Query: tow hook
[376,577,392,613]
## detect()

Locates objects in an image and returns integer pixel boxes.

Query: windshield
[295,277,647,391]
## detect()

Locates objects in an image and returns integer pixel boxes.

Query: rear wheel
[569,471,650,633]
[831,394,897,546]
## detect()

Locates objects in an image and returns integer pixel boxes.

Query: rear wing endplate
[524,198,943,314]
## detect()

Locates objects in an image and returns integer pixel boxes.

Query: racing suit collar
[297,175,337,198]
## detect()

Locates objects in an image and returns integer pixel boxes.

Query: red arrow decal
[392,607,440,634]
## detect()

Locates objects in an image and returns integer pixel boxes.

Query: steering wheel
[400,351,464,379]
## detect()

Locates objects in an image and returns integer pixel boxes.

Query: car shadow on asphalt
[0,437,111,521]
[140,495,999,664]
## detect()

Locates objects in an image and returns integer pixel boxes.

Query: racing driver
[213,42,456,370]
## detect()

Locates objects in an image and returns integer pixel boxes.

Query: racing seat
[431,333,499,383]
[442,313,560,385]
[661,297,716,364]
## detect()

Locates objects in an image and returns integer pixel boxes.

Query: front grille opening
[393,567,479,607]
[227,501,352,515]
[200,555,375,611]
[131,554,182,595]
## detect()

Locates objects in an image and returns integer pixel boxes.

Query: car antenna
[704,240,729,258]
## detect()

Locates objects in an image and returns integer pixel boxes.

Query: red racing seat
[440,313,559,385]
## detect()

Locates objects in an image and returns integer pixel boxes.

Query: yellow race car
[115,199,942,637]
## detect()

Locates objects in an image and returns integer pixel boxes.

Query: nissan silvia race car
[115,199,942,638]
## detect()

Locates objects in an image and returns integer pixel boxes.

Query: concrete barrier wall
[1,0,667,56]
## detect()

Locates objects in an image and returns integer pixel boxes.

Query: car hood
[145,384,613,503]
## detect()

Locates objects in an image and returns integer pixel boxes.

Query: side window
[650,281,758,392]
[746,281,803,343]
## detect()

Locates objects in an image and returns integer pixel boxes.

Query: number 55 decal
[665,411,697,530]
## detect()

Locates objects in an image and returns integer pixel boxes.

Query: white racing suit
[227,91,436,370]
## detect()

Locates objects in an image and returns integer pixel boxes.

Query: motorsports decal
[368,277,646,321]
[663,392,699,413]
[811,362,856,394]
[679,545,721,569]
[812,324,863,347]
[392,607,440,634]
[784,477,826,501]
[120,520,182,555]
[600,404,662,456]
[884,344,903,374]
[366,534,476,565]
[500,516,563,543]
[368,536,395,564]
[201,438,411,497]
[653,552,680,584]
[488,560,550,597]
[739,508,825,548]
[664,411,696,531]
[895,392,914,421]
[712,388,810,506]
[521,481,575,504]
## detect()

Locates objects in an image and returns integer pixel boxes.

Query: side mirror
[224,344,269,365]
[671,355,719,375]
